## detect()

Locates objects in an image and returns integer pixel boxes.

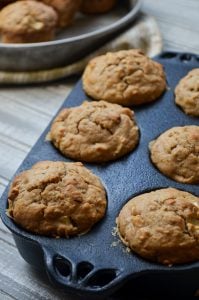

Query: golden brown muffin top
[0,0,58,34]
[49,100,139,163]
[175,68,199,117]
[83,49,166,106]
[41,0,82,27]
[149,126,199,184]
[8,161,107,237]
[117,188,199,265]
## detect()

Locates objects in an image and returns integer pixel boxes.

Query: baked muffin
[41,0,82,27]
[149,126,199,184]
[117,188,199,265]
[48,100,139,163]
[83,50,166,106]
[7,161,107,237]
[0,0,58,43]
[175,69,199,117]
[81,0,117,14]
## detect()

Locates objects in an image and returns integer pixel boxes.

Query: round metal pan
[0,0,141,71]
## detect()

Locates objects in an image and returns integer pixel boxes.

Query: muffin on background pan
[83,49,166,106]
[117,188,199,265]
[41,0,82,27]
[7,161,107,237]
[80,0,117,14]
[0,0,58,43]
[48,100,139,163]
[149,126,199,184]
[175,68,199,117]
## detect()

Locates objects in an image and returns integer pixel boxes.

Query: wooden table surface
[0,1,199,299]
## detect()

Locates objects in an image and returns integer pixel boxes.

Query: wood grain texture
[0,179,7,196]
[141,0,199,53]
[0,1,199,299]
[0,239,82,300]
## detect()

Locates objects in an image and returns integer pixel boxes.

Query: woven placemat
[0,14,163,84]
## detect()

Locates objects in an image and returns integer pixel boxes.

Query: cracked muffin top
[48,100,139,163]
[149,126,199,184]
[117,188,199,265]
[175,68,199,117]
[82,49,166,106]
[7,161,107,237]
[41,0,82,27]
[0,0,58,39]
[80,0,117,14]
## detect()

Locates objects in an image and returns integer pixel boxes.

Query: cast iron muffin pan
[0,52,199,298]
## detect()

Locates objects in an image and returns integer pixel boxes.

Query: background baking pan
[0,52,199,298]
[0,0,141,71]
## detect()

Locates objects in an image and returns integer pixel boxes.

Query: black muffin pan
[0,52,199,298]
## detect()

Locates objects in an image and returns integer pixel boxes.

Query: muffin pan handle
[42,245,126,296]
[42,246,75,290]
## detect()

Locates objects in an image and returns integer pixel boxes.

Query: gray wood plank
[0,140,27,180]
[141,0,199,54]
[0,183,6,197]
[0,97,50,146]
[0,175,7,200]
[0,219,11,233]
[0,84,72,117]
[0,220,15,247]
[0,290,16,300]
[142,0,199,29]
[0,132,29,153]
[0,239,82,300]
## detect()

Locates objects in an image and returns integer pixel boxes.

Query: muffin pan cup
[0,52,199,298]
